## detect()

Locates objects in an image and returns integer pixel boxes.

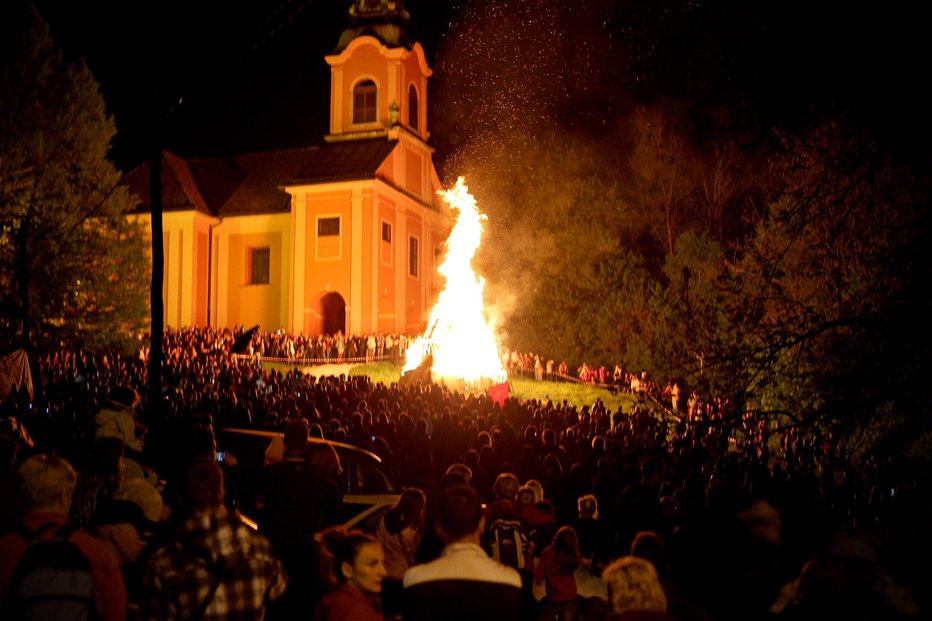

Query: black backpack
[5,522,97,621]
[488,518,529,570]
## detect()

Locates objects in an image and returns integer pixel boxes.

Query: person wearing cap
[92,499,149,567]
[92,499,151,617]
[96,385,143,453]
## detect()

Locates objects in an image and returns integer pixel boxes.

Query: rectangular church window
[248,247,270,285]
[318,217,340,237]
[409,236,419,277]
[382,222,392,243]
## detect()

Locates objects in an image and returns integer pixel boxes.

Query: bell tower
[325,0,431,144]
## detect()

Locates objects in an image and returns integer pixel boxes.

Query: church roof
[286,138,398,185]
[124,139,397,217]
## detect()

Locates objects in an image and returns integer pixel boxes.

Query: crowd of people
[232,330,413,364]
[0,326,926,620]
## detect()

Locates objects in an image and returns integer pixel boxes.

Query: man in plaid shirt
[143,459,287,620]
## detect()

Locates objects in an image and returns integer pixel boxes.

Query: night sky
[29,0,931,173]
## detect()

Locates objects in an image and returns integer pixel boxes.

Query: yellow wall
[131,211,211,328]
[212,213,291,330]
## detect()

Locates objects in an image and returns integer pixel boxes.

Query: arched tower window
[408,84,419,131]
[353,79,377,124]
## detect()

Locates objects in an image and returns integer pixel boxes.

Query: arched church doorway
[320,292,346,335]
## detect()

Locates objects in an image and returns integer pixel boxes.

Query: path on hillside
[299,362,360,378]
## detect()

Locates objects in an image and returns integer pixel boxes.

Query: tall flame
[403,177,507,385]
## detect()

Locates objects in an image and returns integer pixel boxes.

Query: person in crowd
[485,472,532,571]
[377,488,427,579]
[575,494,610,568]
[534,525,585,621]
[602,556,671,620]
[315,528,387,621]
[71,436,126,531]
[114,477,167,527]
[630,531,710,621]
[0,453,127,621]
[142,458,287,620]
[96,385,143,457]
[404,484,522,621]
[0,432,25,534]
[376,488,427,617]
[91,499,151,617]
[260,419,339,620]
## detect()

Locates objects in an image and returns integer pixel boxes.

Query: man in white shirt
[403,485,522,621]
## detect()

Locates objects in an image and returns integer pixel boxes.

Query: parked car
[217,427,400,533]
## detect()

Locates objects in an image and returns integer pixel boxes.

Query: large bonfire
[403,178,508,392]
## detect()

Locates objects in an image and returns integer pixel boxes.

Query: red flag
[488,382,509,409]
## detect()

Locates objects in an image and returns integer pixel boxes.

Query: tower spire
[335,0,410,52]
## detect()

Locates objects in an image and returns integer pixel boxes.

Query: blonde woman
[601,556,671,620]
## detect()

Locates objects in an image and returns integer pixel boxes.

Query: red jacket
[0,511,127,621]
[315,583,384,621]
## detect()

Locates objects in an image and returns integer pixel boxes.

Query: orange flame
[403,177,508,385]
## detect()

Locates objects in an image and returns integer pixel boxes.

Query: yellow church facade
[127,3,450,337]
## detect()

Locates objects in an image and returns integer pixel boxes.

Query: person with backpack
[485,472,532,571]
[0,453,127,621]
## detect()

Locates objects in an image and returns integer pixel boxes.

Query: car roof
[220,426,386,463]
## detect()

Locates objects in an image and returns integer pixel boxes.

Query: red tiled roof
[285,138,397,185]
[124,139,397,217]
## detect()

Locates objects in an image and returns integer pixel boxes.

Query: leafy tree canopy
[0,4,148,353]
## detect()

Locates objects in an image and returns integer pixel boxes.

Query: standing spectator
[316,529,387,621]
[403,485,522,621]
[70,437,125,531]
[574,494,609,568]
[534,525,585,621]
[376,488,426,616]
[602,556,671,620]
[367,335,377,363]
[486,473,531,571]
[91,499,150,617]
[260,420,337,620]
[0,454,127,621]
[96,385,143,456]
[142,459,287,620]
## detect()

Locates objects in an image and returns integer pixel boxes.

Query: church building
[126,0,451,336]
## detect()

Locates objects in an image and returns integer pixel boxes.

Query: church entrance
[320,292,346,335]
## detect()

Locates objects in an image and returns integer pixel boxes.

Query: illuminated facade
[126,1,450,336]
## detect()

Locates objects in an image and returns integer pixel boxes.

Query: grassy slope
[347,362,637,412]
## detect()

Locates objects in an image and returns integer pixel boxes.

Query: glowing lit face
[343,543,386,595]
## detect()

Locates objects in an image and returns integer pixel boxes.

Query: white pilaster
[350,187,363,333]
[291,192,307,334]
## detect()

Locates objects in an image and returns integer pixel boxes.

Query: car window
[346,457,396,494]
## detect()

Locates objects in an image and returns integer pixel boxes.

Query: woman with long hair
[375,487,426,617]
[534,525,585,621]
[315,528,387,621]
[376,488,426,578]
